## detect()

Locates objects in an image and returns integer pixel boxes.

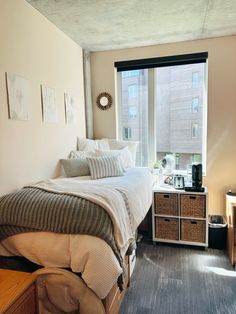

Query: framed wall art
[6,72,31,121]
[64,93,77,125]
[41,85,57,123]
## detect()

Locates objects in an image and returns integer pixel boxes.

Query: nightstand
[152,184,208,247]
[0,269,38,313]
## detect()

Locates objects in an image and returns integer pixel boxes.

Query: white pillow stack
[95,147,134,169]
[77,137,110,151]
[69,150,96,159]
[107,139,138,165]
[64,138,139,178]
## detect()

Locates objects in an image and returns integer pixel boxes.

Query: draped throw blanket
[0,186,121,259]
[0,183,135,274]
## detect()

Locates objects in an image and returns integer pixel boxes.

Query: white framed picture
[41,85,57,123]
[64,93,77,125]
[6,72,31,121]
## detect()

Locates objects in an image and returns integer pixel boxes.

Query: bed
[0,166,153,313]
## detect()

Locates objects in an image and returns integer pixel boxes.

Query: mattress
[0,167,153,299]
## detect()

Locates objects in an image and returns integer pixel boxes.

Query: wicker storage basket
[180,194,206,218]
[154,193,178,216]
[155,217,179,240]
[181,219,205,243]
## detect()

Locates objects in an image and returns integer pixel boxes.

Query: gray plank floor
[120,242,236,314]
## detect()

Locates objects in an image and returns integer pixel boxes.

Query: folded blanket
[1,187,127,268]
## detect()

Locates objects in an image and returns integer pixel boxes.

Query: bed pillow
[86,155,124,180]
[69,150,96,159]
[77,137,110,151]
[61,158,90,177]
[95,147,134,169]
[96,139,110,150]
[107,139,138,164]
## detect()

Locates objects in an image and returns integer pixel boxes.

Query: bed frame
[0,255,131,314]
[102,256,130,314]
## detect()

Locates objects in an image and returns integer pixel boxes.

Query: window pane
[192,97,199,113]
[129,106,137,119]
[128,84,138,98]
[118,69,148,166]
[192,71,200,88]
[156,63,205,170]
[122,70,140,78]
[192,123,198,138]
[123,127,132,139]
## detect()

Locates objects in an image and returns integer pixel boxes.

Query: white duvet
[0,167,153,299]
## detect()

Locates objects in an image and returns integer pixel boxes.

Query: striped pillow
[87,156,124,179]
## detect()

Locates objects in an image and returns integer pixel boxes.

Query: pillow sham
[95,146,134,169]
[69,150,96,159]
[77,137,109,151]
[86,155,124,180]
[96,139,110,150]
[107,139,138,164]
[61,158,90,177]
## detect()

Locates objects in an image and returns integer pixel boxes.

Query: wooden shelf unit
[152,185,208,247]
[226,193,236,266]
[0,269,38,314]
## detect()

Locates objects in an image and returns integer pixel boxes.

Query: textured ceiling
[26,0,236,51]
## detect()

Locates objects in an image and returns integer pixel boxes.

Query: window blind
[114,52,208,72]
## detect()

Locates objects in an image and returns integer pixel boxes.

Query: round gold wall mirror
[96,92,112,110]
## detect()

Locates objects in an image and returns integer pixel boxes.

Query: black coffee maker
[192,163,202,188]
[185,163,204,192]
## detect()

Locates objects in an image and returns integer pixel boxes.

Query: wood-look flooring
[120,241,236,314]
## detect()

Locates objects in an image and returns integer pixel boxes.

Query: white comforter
[0,167,153,299]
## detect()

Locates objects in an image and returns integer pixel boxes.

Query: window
[191,123,198,138]
[192,71,200,88]
[123,127,132,140]
[192,154,201,163]
[116,53,208,173]
[121,70,140,78]
[175,153,180,170]
[128,84,138,98]
[155,65,205,171]
[192,97,199,113]
[129,106,137,119]
[118,69,148,166]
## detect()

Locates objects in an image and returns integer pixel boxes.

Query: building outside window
[155,64,205,171]
[118,69,148,166]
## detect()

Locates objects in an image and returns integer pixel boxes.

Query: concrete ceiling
[26,0,236,51]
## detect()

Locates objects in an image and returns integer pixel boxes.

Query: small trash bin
[208,215,227,249]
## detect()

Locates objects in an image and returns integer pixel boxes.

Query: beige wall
[91,36,236,215]
[0,0,86,196]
